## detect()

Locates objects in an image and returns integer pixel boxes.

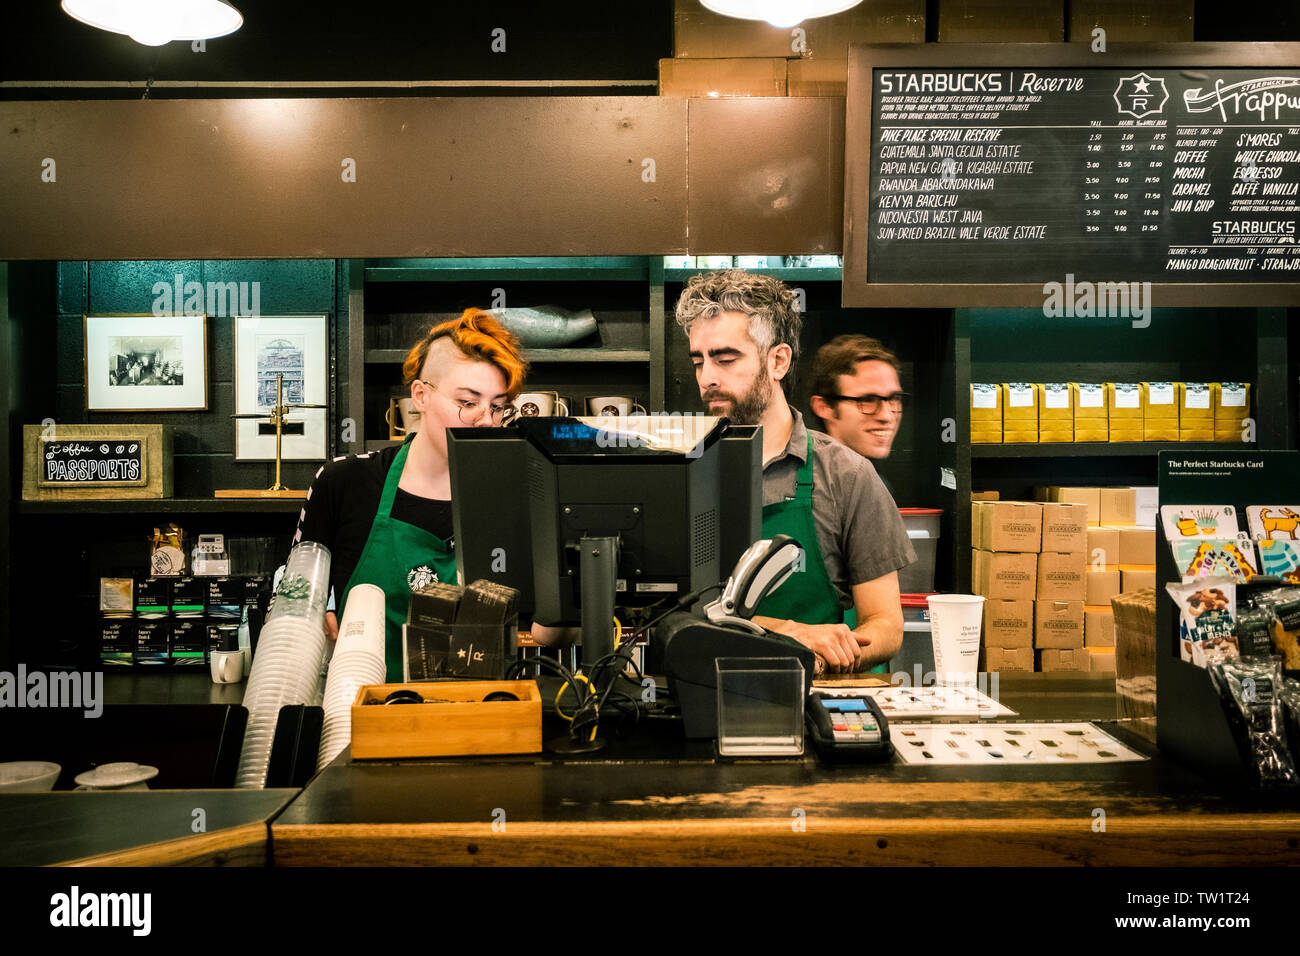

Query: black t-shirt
[293,437,454,609]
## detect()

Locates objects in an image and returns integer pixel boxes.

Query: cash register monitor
[447,416,761,640]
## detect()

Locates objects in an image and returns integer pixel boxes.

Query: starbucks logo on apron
[407,565,439,591]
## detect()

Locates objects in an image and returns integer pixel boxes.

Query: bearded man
[677,271,914,672]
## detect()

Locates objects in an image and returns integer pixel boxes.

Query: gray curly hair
[673,270,801,395]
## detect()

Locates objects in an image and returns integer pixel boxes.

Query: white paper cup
[925,594,985,684]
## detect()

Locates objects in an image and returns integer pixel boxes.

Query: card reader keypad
[824,699,882,743]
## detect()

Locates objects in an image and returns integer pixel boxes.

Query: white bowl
[0,761,61,792]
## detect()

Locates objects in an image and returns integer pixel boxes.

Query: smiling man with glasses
[809,336,905,488]
[293,308,527,680]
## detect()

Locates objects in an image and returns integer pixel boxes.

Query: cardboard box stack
[1031,485,1156,674]
[1213,382,1250,443]
[666,0,924,96]
[973,500,1039,672]
[1035,501,1087,672]
[972,499,1095,672]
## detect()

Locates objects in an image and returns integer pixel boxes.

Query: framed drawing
[234,315,329,461]
[84,314,209,412]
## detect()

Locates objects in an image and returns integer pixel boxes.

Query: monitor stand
[548,534,620,755]
[579,535,619,672]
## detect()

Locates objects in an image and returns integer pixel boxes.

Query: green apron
[338,442,457,682]
[756,433,886,674]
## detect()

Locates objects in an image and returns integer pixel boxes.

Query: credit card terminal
[805,692,892,761]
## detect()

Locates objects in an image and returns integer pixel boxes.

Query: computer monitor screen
[448,416,761,626]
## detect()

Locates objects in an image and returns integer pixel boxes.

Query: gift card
[1169,535,1258,583]
[1245,506,1300,542]
[1256,538,1300,583]
[1160,504,1238,541]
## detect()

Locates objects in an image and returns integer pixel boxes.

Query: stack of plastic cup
[235,542,332,789]
[318,583,387,768]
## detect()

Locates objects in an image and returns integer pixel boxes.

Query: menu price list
[867,68,1300,283]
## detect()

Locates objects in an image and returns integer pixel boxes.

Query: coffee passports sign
[22,425,172,500]
[841,42,1300,307]
[44,441,143,484]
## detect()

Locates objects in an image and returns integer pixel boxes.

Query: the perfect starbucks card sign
[23,424,172,500]
[842,43,1300,307]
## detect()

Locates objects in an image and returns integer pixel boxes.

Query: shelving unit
[348,257,666,446]
[970,442,1248,458]
[664,267,843,283]
[18,499,305,515]
[364,257,650,284]
[949,306,1291,592]
[364,348,651,364]
[3,257,1295,665]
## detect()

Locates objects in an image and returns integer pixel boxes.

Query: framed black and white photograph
[234,315,328,461]
[84,314,209,412]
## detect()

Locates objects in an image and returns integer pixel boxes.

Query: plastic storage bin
[890,593,937,679]
[898,508,943,593]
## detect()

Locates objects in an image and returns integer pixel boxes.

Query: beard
[703,371,773,426]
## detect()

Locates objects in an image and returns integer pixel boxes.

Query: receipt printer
[649,611,815,739]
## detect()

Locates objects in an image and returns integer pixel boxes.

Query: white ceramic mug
[210,649,245,684]
[385,397,421,437]
[586,396,648,418]
[514,391,570,418]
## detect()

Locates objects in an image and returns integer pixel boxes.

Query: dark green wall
[52,259,349,496]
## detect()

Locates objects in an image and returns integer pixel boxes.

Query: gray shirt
[762,409,916,608]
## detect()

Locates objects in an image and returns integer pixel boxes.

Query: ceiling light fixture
[700,0,864,28]
[62,0,243,47]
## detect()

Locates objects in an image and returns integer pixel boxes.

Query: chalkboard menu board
[40,438,146,486]
[843,43,1300,307]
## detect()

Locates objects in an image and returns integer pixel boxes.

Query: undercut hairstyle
[808,334,901,425]
[402,307,528,399]
[673,269,802,396]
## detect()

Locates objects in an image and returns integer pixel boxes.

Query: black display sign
[843,44,1300,307]
[40,438,146,486]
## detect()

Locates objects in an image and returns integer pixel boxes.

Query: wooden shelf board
[365,348,650,364]
[971,442,1253,458]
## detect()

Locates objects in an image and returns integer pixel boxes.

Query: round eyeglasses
[830,391,906,415]
[417,379,516,425]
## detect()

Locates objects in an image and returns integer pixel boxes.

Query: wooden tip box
[351,680,543,759]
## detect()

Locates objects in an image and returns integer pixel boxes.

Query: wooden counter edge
[271,816,1300,867]
[56,821,269,868]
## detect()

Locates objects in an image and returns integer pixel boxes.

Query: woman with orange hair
[294,308,528,680]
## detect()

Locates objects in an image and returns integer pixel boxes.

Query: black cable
[627,580,726,644]
[504,654,592,713]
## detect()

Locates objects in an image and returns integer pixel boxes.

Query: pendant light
[62,0,243,47]
[701,0,864,28]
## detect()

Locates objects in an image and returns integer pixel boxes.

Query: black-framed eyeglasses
[417,379,517,425]
[829,391,906,415]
